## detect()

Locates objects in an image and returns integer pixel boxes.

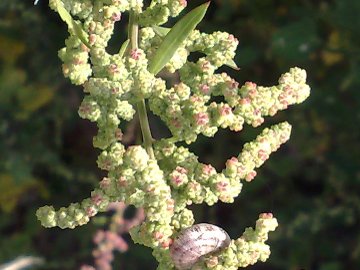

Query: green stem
[137,100,155,158]
[128,11,155,159]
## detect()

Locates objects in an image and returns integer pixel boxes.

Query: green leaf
[54,0,90,48]
[148,2,210,75]
[152,25,239,70]
[225,59,240,70]
[152,26,171,37]
[119,39,130,57]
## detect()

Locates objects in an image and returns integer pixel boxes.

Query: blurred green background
[0,0,359,269]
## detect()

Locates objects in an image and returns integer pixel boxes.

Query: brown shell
[170,223,231,270]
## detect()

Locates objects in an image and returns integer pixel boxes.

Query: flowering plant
[36,0,310,269]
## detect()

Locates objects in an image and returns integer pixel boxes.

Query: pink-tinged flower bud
[252,117,264,127]
[73,56,84,65]
[226,157,238,167]
[88,21,96,33]
[106,231,128,251]
[91,194,103,206]
[205,255,219,268]
[201,60,211,71]
[171,118,182,128]
[95,258,111,270]
[153,231,164,240]
[86,206,97,217]
[81,43,90,52]
[112,12,121,22]
[93,230,106,244]
[259,213,273,219]
[226,78,239,89]
[115,129,123,140]
[89,34,97,45]
[195,112,209,126]
[160,238,173,248]
[244,81,257,89]
[228,34,237,42]
[202,164,216,175]
[248,88,257,98]
[111,86,120,94]
[79,103,91,115]
[103,19,112,29]
[170,167,188,187]
[117,176,127,187]
[280,133,290,144]
[108,64,119,74]
[216,181,228,192]
[225,157,238,176]
[130,49,141,60]
[200,84,210,94]
[239,97,251,105]
[219,104,232,116]
[100,177,111,189]
[166,198,175,212]
[113,236,128,251]
[146,184,156,193]
[268,105,278,116]
[176,166,187,174]
[98,158,112,171]
[171,175,182,186]
[179,0,187,7]
[188,181,201,192]
[258,149,269,161]
[245,170,257,182]
[190,95,202,103]
[62,64,70,76]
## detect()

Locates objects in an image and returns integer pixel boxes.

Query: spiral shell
[170,223,231,270]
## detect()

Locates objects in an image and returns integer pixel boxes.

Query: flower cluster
[80,202,145,270]
[36,0,310,269]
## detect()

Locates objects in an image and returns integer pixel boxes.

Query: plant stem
[128,11,155,159]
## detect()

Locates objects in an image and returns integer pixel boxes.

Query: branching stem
[128,11,155,159]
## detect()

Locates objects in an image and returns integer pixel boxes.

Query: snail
[170,223,231,270]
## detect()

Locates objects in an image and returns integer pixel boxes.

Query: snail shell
[170,223,231,270]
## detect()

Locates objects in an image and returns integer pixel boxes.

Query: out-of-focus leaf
[148,2,210,75]
[271,18,320,61]
[17,85,54,116]
[321,31,343,66]
[0,36,25,64]
[319,261,342,270]
[0,174,38,212]
[332,0,360,33]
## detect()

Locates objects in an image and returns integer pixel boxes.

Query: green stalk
[128,11,155,159]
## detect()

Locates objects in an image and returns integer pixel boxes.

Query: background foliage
[0,0,359,269]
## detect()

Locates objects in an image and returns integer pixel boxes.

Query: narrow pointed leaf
[225,59,240,70]
[54,0,90,48]
[152,26,171,37]
[148,2,210,75]
[119,39,130,57]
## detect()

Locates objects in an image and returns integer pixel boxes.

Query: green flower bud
[124,146,149,171]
